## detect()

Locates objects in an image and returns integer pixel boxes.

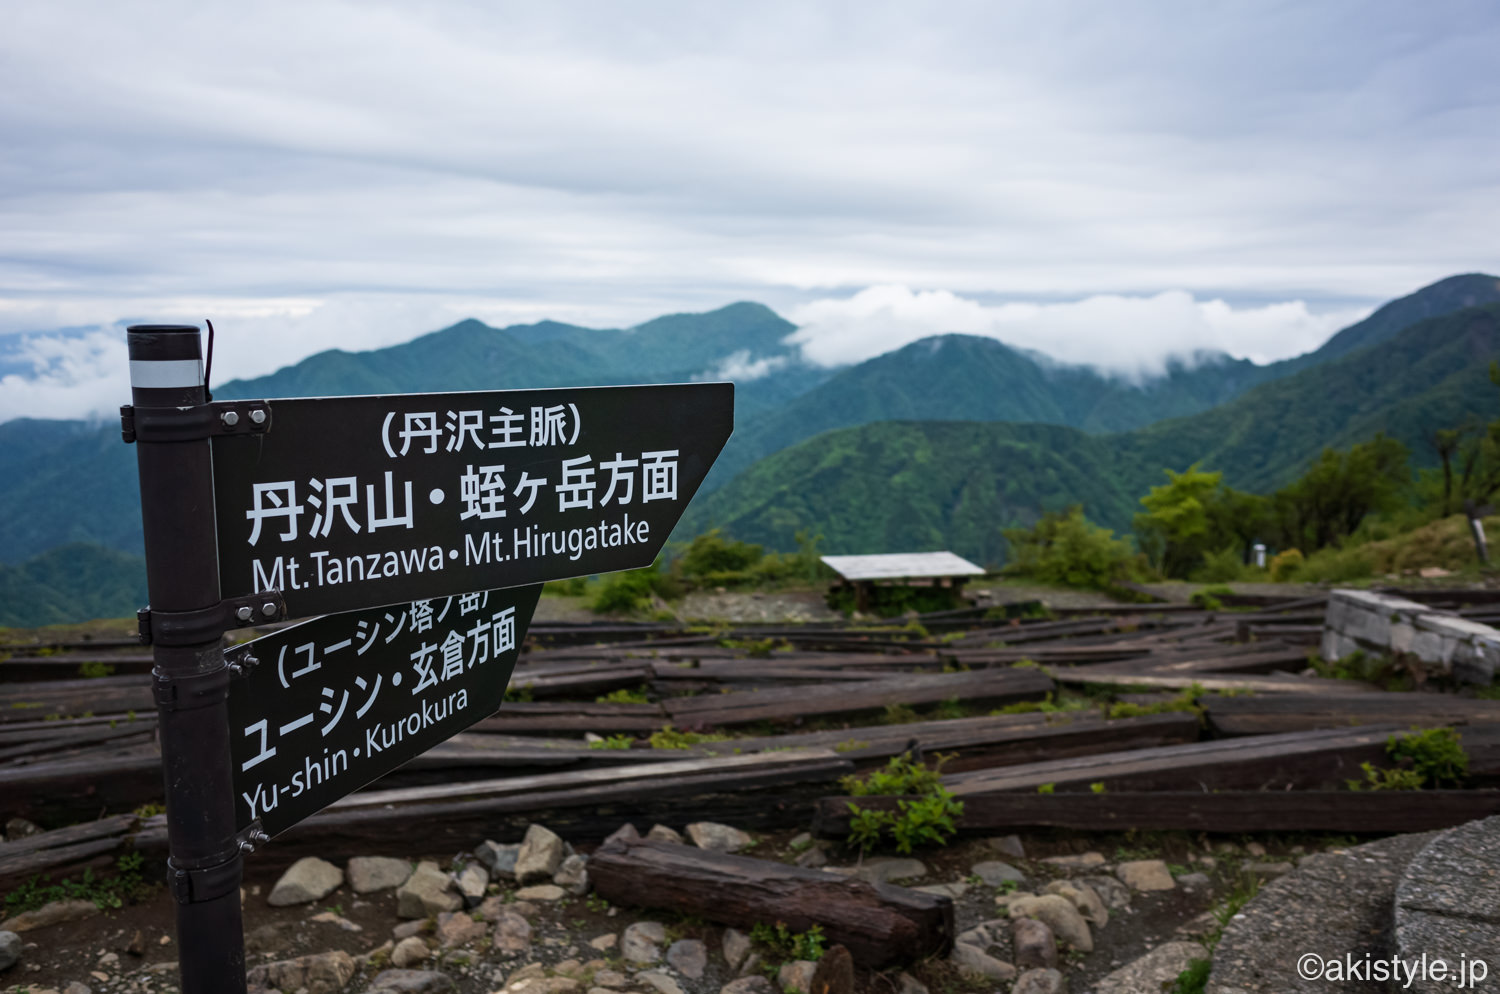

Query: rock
[895,973,928,994]
[686,822,754,852]
[308,910,362,931]
[1115,859,1175,891]
[1081,875,1132,909]
[1009,895,1093,952]
[1011,968,1066,994]
[477,840,522,881]
[348,856,414,893]
[4,817,41,840]
[1040,851,1105,871]
[622,920,666,964]
[1043,880,1108,926]
[0,930,20,971]
[1012,918,1058,970]
[721,977,775,994]
[246,950,356,994]
[949,942,1016,982]
[647,824,684,844]
[994,890,1037,912]
[778,959,818,992]
[988,834,1026,859]
[554,854,589,895]
[452,862,489,907]
[851,857,926,884]
[603,823,641,846]
[397,861,463,918]
[594,969,628,987]
[1176,871,1213,893]
[64,983,93,994]
[794,847,827,868]
[1176,911,1219,938]
[971,860,1026,887]
[722,927,752,971]
[1246,841,1267,857]
[588,932,616,951]
[493,910,534,953]
[1243,861,1294,878]
[1094,941,1207,994]
[391,936,430,968]
[268,856,344,906]
[640,970,686,994]
[0,898,99,932]
[368,969,456,992]
[809,945,855,994]
[393,920,428,940]
[124,929,145,957]
[436,910,486,947]
[667,938,708,978]
[515,824,566,884]
[914,882,968,898]
[516,884,566,901]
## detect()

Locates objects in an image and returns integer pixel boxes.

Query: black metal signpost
[122,324,733,993]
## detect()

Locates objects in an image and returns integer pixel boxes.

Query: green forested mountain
[0,543,147,628]
[683,302,1500,561]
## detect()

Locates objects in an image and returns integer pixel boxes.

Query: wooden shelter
[821,551,986,612]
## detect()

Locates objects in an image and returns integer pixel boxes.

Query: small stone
[1009,895,1093,951]
[588,932,617,951]
[1115,859,1175,892]
[124,929,145,957]
[1012,918,1058,970]
[852,857,926,884]
[554,854,589,895]
[622,921,666,964]
[1175,911,1218,938]
[915,882,968,898]
[639,969,686,994]
[667,938,708,979]
[97,950,119,968]
[1081,875,1132,909]
[721,977,775,994]
[64,982,92,994]
[477,840,522,881]
[393,920,428,940]
[1243,861,1294,879]
[391,936,430,968]
[949,942,1016,982]
[686,822,754,852]
[794,847,827,868]
[493,910,534,953]
[348,856,414,893]
[646,824,684,844]
[1094,941,1208,994]
[1040,851,1106,871]
[397,861,463,918]
[722,927,752,971]
[895,972,928,994]
[810,945,855,994]
[1043,880,1108,926]
[994,889,1037,911]
[516,884,566,901]
[741,952,764,977]
[357,938,394,967]
[245,950,356,994]
[971,860,1026,887]
[436,910,486,947]
[308,910,363,932]
[0,899,99,932]
[268,857,344,906]
[594,969,628,987]
[988,834,1026,859]
[1198,855,1217,870]
[0,930,21,971]
[1176,872,1212,893]
[367,968,456,992]
[778,959,818,993]
[1245,841,1267,857]
[452,862,489,907]
[1011,967,1066,994]
[515,824,566,884]
[4,817,41,840]
[956,924,991,948]
[603,823,641,846]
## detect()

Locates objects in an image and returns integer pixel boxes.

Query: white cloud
[785,286,1371,377]
[0,328,129,422]
[697,350,790,383]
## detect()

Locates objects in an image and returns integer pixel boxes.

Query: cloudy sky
[3,1,1498,419]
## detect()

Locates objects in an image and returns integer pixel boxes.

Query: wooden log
[587,837,952,968]
[810,789,1500,837]
[1204,694,1500,737]
[0,744,164,823]
[940,726,1400,794]
[1051,669,1376,695]
[1071,645,1310,678]
[0,813,138,888]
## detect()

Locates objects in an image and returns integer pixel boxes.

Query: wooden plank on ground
[1051,669,1376,695]
[1204,694,1500,736]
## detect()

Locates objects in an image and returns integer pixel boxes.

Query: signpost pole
[126,325,246,993]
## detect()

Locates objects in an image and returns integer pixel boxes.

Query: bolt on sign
[211,383,734,621]
[226,585,540,839]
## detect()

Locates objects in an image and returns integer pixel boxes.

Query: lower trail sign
[227,585,540,839]
[120,324,733,993]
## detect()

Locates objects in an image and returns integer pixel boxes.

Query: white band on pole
[129,359,204,389]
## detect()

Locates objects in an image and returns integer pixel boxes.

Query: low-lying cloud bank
[785,286,1370,379]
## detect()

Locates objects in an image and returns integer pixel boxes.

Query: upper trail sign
[212,383,733,620]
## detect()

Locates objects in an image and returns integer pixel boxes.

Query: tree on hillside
[1002,505,1135,589]
[1426,360,1500,517]
[1133,465,1267,578]
[1271,433,1410,552]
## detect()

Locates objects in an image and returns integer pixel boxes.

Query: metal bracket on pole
[121,400,273,444]
[137,590,286,647]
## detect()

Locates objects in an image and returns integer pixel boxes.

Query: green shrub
[1347,761,1426,791]
[1194,546,1248,583]
[1390,727,1468,787]
[750,921,827,965]
[588,734,634,750]
[1003,505,1136,589]
[1296,544,1376,583]
[648,725,732,749]
[842,754,964,854]
[1268,548,1304,581]
[595,686,650,705]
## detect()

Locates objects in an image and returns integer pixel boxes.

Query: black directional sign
[226,585,541,838]
[211,383,733,620]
